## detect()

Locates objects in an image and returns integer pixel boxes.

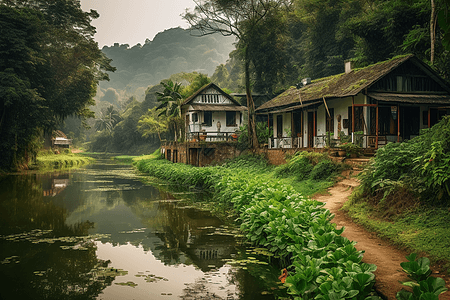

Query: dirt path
[314,174,450,300]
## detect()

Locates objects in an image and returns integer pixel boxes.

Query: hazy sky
[80,0,196,48]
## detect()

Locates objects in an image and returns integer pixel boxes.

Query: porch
[186,131,240,142]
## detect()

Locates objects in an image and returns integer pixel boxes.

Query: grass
[343,187,450,271]
[35,149,93,170]
[113,155,139,164]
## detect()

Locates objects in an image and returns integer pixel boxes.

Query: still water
[0,159,281,300]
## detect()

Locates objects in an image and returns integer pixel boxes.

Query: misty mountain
[97,27,235,103]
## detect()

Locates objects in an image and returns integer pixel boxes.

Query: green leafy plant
[135,153,380,299]
[396,253,447,300]
[339,142,361,157]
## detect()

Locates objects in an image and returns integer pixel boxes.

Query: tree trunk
[431,0,436,64]
[245,47,259,149]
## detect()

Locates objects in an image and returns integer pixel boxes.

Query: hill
[96,27,235,104]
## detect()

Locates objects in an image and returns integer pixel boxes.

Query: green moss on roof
[257,54,415,111]
[342,79,368,93]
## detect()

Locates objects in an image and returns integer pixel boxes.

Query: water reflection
[0,159,277,299]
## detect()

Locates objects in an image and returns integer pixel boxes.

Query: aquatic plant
[135,154,380,299]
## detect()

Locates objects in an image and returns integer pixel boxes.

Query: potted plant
[199,130,207,141]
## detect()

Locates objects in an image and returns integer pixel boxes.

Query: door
[185,115,190,139]
[307,111,316,148]
[276,115,283,138]
[401,107,420,140]
[348,106,364,133]
[189,148,198,166]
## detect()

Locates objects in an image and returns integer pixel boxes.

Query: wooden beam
[352,96,355,134]
[291,111,294,138]
[323,96,330,117]
[301,110,303,148]
[397,105,400,143]
[376,104,379,149]
[353,104,377,107]
[313,110,316,139]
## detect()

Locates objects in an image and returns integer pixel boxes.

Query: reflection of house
[182,83,247,142]
[152,203,236,272]
[256,55,450,150]
[43,176,70,197]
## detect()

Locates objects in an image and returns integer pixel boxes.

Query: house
[44,130,72,149]
[182,83,247,142]
[256,55,450,150]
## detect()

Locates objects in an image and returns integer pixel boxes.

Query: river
[0,158,283,299]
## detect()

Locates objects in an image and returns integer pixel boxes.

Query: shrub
[359,116,450,205]
[275,151,340,181]
[310,160,340,180]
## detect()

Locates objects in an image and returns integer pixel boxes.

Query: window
[192,113,198,123]
[226,111,236,126]
[203,111,212,127]
[201,94,220,103]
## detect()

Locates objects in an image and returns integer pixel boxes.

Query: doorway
[276,115,283,138]
[307,111,316,148]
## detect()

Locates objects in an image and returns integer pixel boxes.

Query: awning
[188,104,248,111]
[256,101,322,114]
[368,92,450,105]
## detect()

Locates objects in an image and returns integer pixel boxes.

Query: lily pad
[114,281,138,288]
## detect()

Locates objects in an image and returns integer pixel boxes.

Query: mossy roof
[257,54,419,112]
[182,83,242,107]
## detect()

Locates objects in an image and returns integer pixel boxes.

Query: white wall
[273,113,292,137]
[184,110,242,134]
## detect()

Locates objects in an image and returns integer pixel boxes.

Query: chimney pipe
[345,61,353,74]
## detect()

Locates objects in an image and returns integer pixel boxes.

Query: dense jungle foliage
[134,153,383,299]
[88,0,450,154]
[86,72,212,154]
[0,0,114,170]
[359,116,450,205]
[208,0,450,95]
[343,116,450,270]
[3,0,450,169]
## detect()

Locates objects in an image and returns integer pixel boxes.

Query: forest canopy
[0,0,114,170]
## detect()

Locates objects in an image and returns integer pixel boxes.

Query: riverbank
[343,184,450,274]
[133,153,382,299]
[34,149,93,170]
[314,176,450,299]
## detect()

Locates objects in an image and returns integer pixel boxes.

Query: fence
[187,131,239,142]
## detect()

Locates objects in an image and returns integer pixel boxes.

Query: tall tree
[94,105,121,134]
[183,0,291,149]
[138,107,169,142]
[0,1,114,170]
[156,80,184,141]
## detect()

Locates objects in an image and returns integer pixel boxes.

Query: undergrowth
[343,187,450,271]
[134,153,381,299]
[346,116,450,271]
[35,150,92,170]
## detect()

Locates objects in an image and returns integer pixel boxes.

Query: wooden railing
[187,131,240,142]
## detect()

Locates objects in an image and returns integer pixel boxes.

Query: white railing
[269,137,302,149]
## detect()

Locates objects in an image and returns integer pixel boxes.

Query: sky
[80,0,196,48]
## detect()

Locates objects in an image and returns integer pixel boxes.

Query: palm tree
[156,80,184,141]
[95,105,121,134]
